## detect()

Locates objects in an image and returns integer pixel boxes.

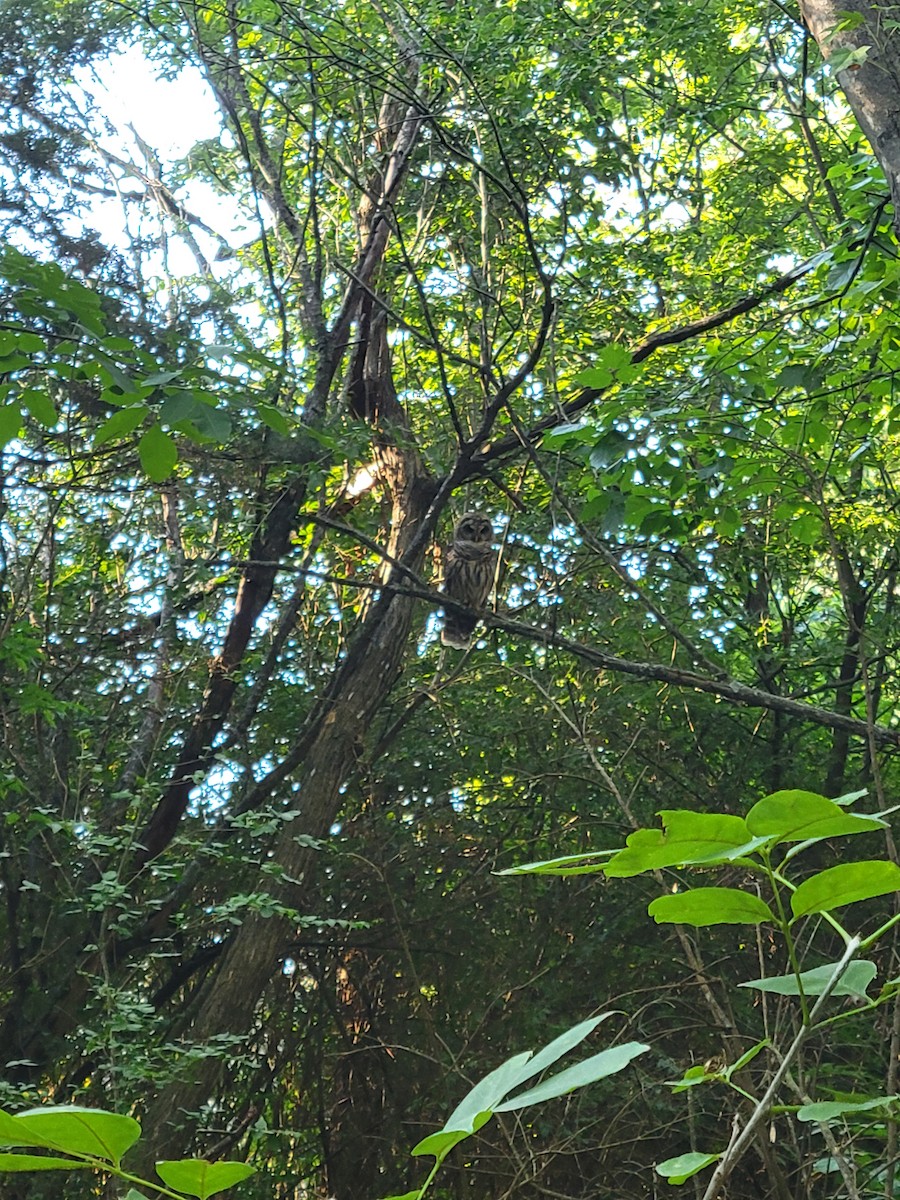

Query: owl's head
[454,512,493,543]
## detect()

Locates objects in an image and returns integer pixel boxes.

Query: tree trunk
[136,359,438,1174]
[800,0,900,224]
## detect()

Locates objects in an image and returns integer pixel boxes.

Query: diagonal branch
[272,563,900,749]
[483,609,900,746]
[466,253,819,474]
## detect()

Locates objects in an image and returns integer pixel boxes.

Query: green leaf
[495,1042,649,1110]
[665,1039,770,1092]
[257,403,291,435]
[791,861,900,916]
[173,393,231,441]
[667,1064,713,1092]
[157,391,231,444]
[378,1192,423,1200]
[94,406,148,448]
[0,1153,94,1171]
[828,43,870,72]
[155,1159,256,1199]
[0,1110,53,1149]
[776,364,812,390]
[506,1015,614,1086]
[410,1127,476,1161]
[574,345,637,389]
[138,425,178,481]
[543,420,593,448]
[496,852,614,876]
[656,1151,721,1184]
[797,1096,897,1122]
[21,389,56,428]
[606,811,765,877]
[746,791,885,843]
[416,1014,617,1156]
[573,366,613,390]
[832,788,869,807]
[158,393,199,425]
[0,329,45,355]
[93,351,137,394]
[189,404,231,442]
[597,343,635,372]
[441,1051,534,1134]
[141,370,183,386]
[648,888,775,926]
[0,403,23,448]
[828,10,865,32]
[724,1039,770,1078]
[99,385,145,408]
[10,1107,141,1165]
[793,515,823,547]
[739,960,877,998]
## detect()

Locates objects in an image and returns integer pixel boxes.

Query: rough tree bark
[136,330,437,1178]
[800,0,900,224]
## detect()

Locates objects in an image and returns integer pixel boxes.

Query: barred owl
[441,512,495,649]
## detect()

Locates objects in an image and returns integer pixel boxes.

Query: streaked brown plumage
[441,512,495,649]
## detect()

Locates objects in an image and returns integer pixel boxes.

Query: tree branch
[466,253,819,474]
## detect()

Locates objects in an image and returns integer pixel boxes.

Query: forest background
[3,0,900,1194]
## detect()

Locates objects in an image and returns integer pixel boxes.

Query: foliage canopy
[2,0,900,1194]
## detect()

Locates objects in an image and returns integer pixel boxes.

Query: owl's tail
[441,611,477,649]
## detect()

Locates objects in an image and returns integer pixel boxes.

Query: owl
[441,512,495,649]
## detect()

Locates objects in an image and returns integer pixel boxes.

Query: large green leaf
[184,396,232,441]
[739,960,877,998]
[746,791,885,843]
[155,1159,256,1199]
[510,1015,614,1083]
[410,1128,475,1161]
[495,1042,649,1111]
[655,1151,721,1184]
[0,329,45,355]
[0,1110,52,1149]
[159,392,231,442]
[93,349,137,393]
[797,1097,897,1122]
[791,861,900,916]
[413,1016,617,1158]
[257,403,291,435]
[441,1051,533,1134]
[439,1015,614,1134]
[0,1153,93,1171]
[605,811,765,878]
[21,389,56,428]
[496,852,614,876]
[649,888,774,926]
[94,405,148,448]
[10,1107,140,1165]
[0,403,23,448]
[138,424,178,481]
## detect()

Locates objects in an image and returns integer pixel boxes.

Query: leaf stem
[698,936,861,1200]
